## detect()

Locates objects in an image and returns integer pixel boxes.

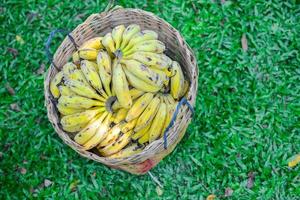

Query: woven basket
[44,8,198,175]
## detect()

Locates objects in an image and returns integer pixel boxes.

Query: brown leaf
[20,167,27,174]
[75,13,85,20]
[44,179,53,187]
[241,34,248,52]
[225,187,233,197]
[221,0,226,3]
[23,160,28,164]
[36,64,45,75]
[207,194,216,200]
[92,172,97,177]
[10,103,21,112]
[156,186,163,196]
[247,172,255,189]
[0,152,3,159]
[288,154,300,168]
[5,83,15,95]
[7,47,19,58]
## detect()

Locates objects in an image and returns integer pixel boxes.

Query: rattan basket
[44,7,198,175]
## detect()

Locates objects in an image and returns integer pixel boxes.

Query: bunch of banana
[49,24,190,158]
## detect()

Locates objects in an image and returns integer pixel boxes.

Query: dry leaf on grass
[5,83,15,95]
[225,187,233,197]
[10,103,21,112]
[156,186,163,196]
[44,179,53,187]
[36,64,46,75]
[7,47,19,58]
[288,154,300,168]
[20,167,27,174]
[16,35,25,45]
[241,34,248,52]
[247,172,255,189]
[207,194,216,200]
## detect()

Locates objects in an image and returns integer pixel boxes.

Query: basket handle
[45,29,78,71]
[163,97,194,149]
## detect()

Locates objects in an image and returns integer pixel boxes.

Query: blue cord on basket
[163,97,194,149]
[45,29,78,70]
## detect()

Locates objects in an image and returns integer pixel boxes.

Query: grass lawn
[1,0,299,199]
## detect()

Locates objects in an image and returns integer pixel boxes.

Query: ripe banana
[58,95,104,109]
[74,112,107,145]
[108,143,143,158]
[138,131,150,144]
[132,122,151,140]
[170,61,185,100]
[122,118,137,133]
[161,102,177,137]
[61,108,103,127]
[122,30,158,53]
[64,69,89,86]
[112,88,144,111]
[148,102,167,142]
[120,24,141,49]
[126,93,154,122]
[80,37,103,50]
[97,50,112,96]
[82,113,113,150]
[98,121,124,148]
[122,59,164,87]
[64,79,106,101]
[113,108,128,124]
[148,67,170,86]
[81,60,104,94]
[78,48,99,60]
[124,52,170,69]
[112,62,132,108]
[102,33,115,55]
[62,123,87,133]
[123,67,161,93]
[56,102,85,115]
[58,85,75,96]
[112,25,125,50]
[50,71,63,98]
[134,96,160,132]
[180,79,189,98]
[72,51,80,64]
[123,40,165,56]
[98,130,132,156]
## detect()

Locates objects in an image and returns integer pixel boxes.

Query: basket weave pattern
[44,8,198,174]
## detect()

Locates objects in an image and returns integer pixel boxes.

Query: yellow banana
[120,24,141,50]
[64,79,106,101]
[79,37,103,50]
[126,93,154,122]
[112,88,145,111]
[78,48,99,60]
[74,112,107,145]
[123,67,161,93]
[122,59,164,87]
[98,122,124,148]
[108,143,143,158]
[102,33,115,54]
[113,108,128,124]
[112,25,125,50]
[170,61,185,100]
[138,131,150,144]
[98,130,132,156]
[124,52,170,69]
[132,122,151,140]
[62,123,87,133]
[112,62,132,108]
[97,50,112,96]
[123,40,165,56]
[56,102,85,115]
[61,108,103,128]
[58,85,75,96]
[72,51,80,64]
[148,67,170,86]
[50,71,63,98]
[82,113,113,150]
[58,95,104,109]
[122,118,137,133]
[148,103,167,142]
[161,102,177,137]
[134,96,160,132]
[80,60,105,95]
[180,79,189,98]
[122,30,158,53]
[64,68,89,85]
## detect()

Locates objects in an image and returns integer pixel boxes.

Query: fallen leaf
[69,180,80,192]
[23,160,28,164]
[288,154,300,168]
[7,47,19,58]
[221,0,226,3]
[156,186,163,196]
[75,13,85,20]
[207,194,216,200]
[26,12,38,23]
[36,64,45,75]
[10,103,21,112]
[5,83,15,95]
[241,34,248,52]
[0,152,3,159]
[92,172,97,177]
[44,179,53,187]
[246,172,255,189]
[16,35,25,45]
[40,154,47,160]
[20,167,27,174]
[225,187,233,197]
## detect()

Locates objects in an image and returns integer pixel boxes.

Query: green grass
[1,0,300,199]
